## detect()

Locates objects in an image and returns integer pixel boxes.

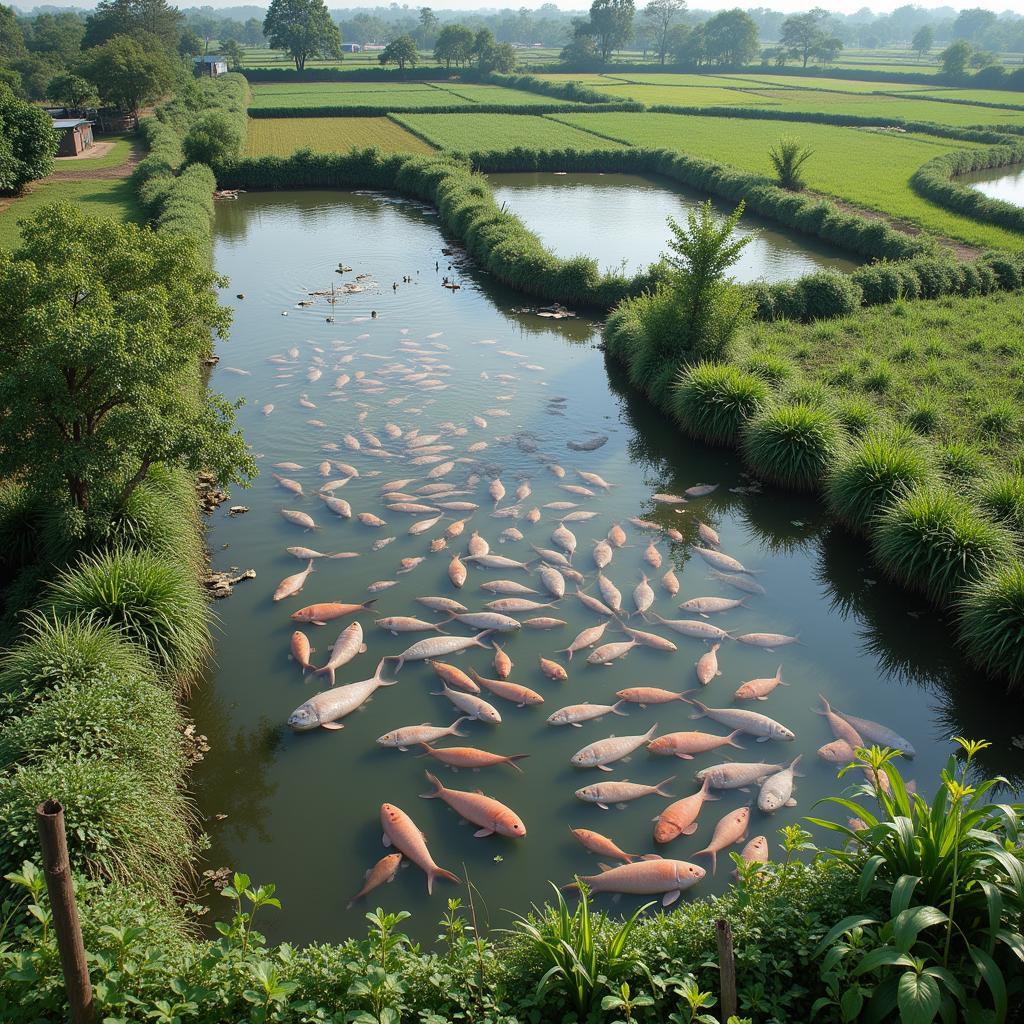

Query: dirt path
[813,190,982,261]
[49,137,145,181]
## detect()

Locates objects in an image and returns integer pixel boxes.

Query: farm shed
[51,118,94,157]
[193,55,228,77]
[340,42,362,52]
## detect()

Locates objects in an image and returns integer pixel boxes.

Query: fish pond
[958,162,1024,206]
[487,171,860,278]
[193,189,1023,945]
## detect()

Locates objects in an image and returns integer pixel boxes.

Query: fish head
[287,703,319,731]
[653,819,681,844]
[773,724,796,741]
[819,740,854,763]
[734,684,753,699]
[501,816,527,837]
[576,786,598,801]
[758,791,780,813]
[735,806,751,826]
[676,862,706,884]
[569,751,588,766]
[376,731,398,746]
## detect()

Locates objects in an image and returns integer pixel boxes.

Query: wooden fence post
[36,800,94,1024]
[715,918,737,1022]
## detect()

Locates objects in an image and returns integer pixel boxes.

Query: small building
[193,55,228,77]
[340,42,361,53]
[52,118,94,157]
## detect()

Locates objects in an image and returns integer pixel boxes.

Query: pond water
[958,163,1024,206]
[193,189,1023,946]
[487,172,861,279]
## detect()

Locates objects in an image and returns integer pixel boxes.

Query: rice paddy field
[582,83,781,106]
[745,289,1024,461]
[244,116,435,157]
[550,112,1021,250]
[393,112,627,152]
[249,81,564,111]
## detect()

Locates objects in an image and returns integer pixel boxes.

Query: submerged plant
[741,402,842,491]
[872,486,1012,606]
[768,137,815,191]
[673,363,770,446]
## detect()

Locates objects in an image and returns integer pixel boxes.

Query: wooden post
[716,918,737,1022]
[36,800,94,1024]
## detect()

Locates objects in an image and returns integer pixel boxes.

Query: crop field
[550,111,1020,250]
[716,74,939,93]
[248,81,570,111]
[392,112,627,152]
[244,116,435,157]
[914,88,1024,108]
[746,289,1024,459]
[588,82,780,106]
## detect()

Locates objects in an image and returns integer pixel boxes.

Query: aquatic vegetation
[44,548,211,688]
[826,429,936,532]
[958,561,1024,685]
[673,363,770,445]
[740,402,842,491]
[872,486,1012,605]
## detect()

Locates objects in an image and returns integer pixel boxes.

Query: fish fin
[756,736,769,743]
[597,764,614,773]
[756,696,768,701]
[473,828,495,838]
[397,746,408,752]
[674,753,694,760]
[359,644,368,654]
[785,799,798,808]
[382,834,392,847]
[597,862,614,873]
[571,722,582,728]
[312,619,326,626]
[683,824,698,836]
[321,722,344,730]
[507,754,529,772]
[597,802,609,810]
[419,770,444,798]
[662,890,681,907]
[738,787,751,793]
[641,853,663,860]
[362,598,379,609]
[644,723,659,742]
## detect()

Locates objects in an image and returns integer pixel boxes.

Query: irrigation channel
[487,171,860,278]
[192,189,1024,945]
[960,162,1024,205]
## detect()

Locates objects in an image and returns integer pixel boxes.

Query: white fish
[288,659,395,730]
[650,614,730,641]
[571,724,658,770]
[575,777,674,810]
[377,719,470,750]
[317,622,368,686]
[736,632,799,650]
[696,761,784,790]
[758,756,803,813]
[390,632,493,672]
[633,574,655,616]
[694,547,754,574]
[686,698,795,742]
[432,682,501,724]
[586,640,637,666]
[557,621,610,660]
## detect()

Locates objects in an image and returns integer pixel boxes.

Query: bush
[43,549,211,689]
[0,481,46,571]
[872,486,1012,605]
[768,136,814,191]
[958,561,1024,687]
[182,110,244,168]
[793,270,863,320]
[826,429,935,531]
[0,82,56,194]
[673,362,771,445]
[937,440,989,482]
[974,472,1024,534]
[741,402,843,491]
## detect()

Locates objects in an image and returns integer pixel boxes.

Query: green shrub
[182,110,244,168]
[743,352,794,386]
[872,486,1012,605]
[794,270,863,321]
[974,472,1024,534]
[741,402,842,491]
[826,429,936,532]
[43,549,210,688]
[0,481,45,570]
[768,136,814,191]
[958,561,1024,687]
[937,440,989,482]
[673,362,770,445]
[834,397,881,436]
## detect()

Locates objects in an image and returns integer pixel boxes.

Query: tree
[642,0,685,66]
[83,0,183,49]
[912,25,934,59]
[379,34,417,71]
[780,8,829,69]
[417,7,438,48]
[0,3,26,62]
[47,72,99,110]
[26,12,85,63]
[703,9,758,67]
[221,38,245,69]
[0,203,254,514]
[178,26,203,56]
[263,0,341,72]
[812,34,842,65]
[559,33,602,69]
[951,8,996,44]
[669,22,705,67]
[582,0,634,62]
[0,83,55,194]
[242,18,264,46]
[81,34,177,117]
[182,110,243,167]
[940,40,972,79]
[433,23,474,68]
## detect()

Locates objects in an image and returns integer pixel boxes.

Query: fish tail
[316,665,336,687]
[694,847,716,874]
[644,723,659,742]
[373,658,398,685]
[506,754,530,772]
[814,693,830,715]
[611,700,630,717]
[791,754,804,775]
[472,629,495,648]
[727,730,746,750]
[429,866,461,893]
[560,880,580,893]
[450,717,471,737]
[420,770,444,798]
[361,598,379,609]
[654,776,675,797]
[775,665,783,681]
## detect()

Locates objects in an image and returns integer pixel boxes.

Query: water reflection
[958,163,1024,206]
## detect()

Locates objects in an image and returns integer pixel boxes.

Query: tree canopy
[0,203,254,515]
[579,0,635,63]
[47,72,99,110]
[0,83,55,195]
[780,8,831,68]
[379,34,418,71]
[263,0,341,72]
[434,23,474,68]
[83,0,183,49]
[703,8,758,67]
[642,0,685,66]
[79,33,177,117]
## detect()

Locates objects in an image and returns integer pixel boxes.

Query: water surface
[193,189,1023,946]
[488,171,861,279]
[958,163,1024,206]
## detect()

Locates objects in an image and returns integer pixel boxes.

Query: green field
[588,82,780,106]
[914,88,1024,108]
[0,178,144,249]
[550,111,1020,250]
[249,80,571,110]
[393,112,627,152]
[244,116,435,156]
[716,73,939,93]
[745,289,1024,459]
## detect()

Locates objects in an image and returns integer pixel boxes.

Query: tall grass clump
[673,363,770,446]
[826,429,936,532]
[958,562,1024,687]
[768,137,815,191]
[974,471,1024,534]
[872,486,1013,605]
[741,402,842,491]
[0,482,45,571]
[44,549,211,689]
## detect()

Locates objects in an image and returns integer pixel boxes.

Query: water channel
[487,172,860,278]
[191,189,1024,946]
[959,162,1024,206]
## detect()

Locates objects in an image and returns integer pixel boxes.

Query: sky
[14,0,1022,15]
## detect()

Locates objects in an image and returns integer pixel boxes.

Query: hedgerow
[249,101,641,117]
